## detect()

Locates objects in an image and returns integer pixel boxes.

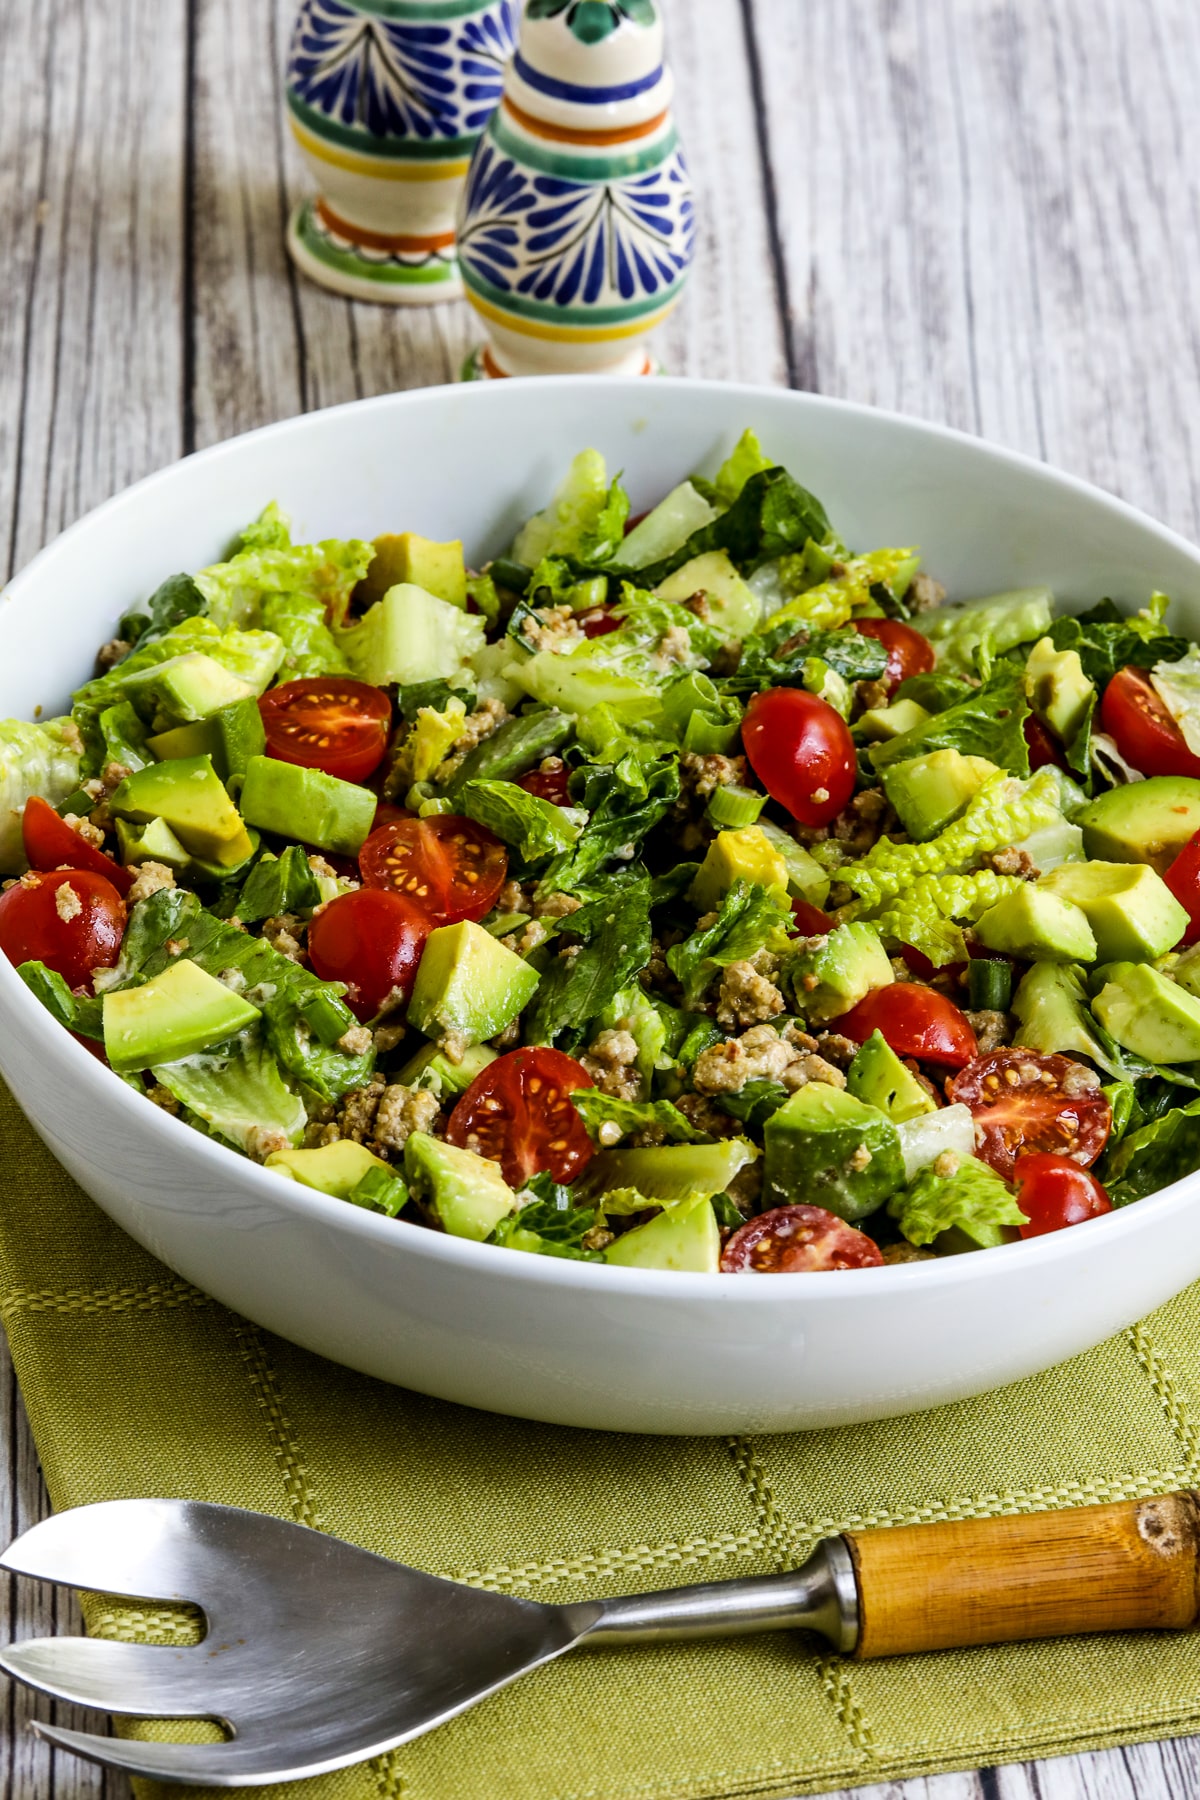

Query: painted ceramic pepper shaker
[456,0,694,377]
[284,0,518,304]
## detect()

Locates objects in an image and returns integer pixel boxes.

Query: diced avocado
[880,749,1000,842]
[762,1084,904,1222]
[103,958,259,1072]
[847,1030,937,1123]
[1075,777,1200,874]
[403,1131,517,1241]
[1024,637,1094,743]
[396,1039,498,1098]
[147,720,217,762]
[1092,961,1200,1062]
[605,1198,721,1272]
[576,1137,757,1204]
[357,533,468,611]
[856,698,931,743]
[653,550,760,641]
[1011,814,1085,873]
[116,815,192,871]
[147,698,266,788]
[341,583,485,687]
[756,819,831,906]
[803,658,854,720]
[973,885,1097,963]
[1039,862,1188,962]
[110,755,253,865]
[408,920,540,1047]
[265,1140,391,1202]
[1011,962,1103,1062]
[689,826,789,913]
[121,652,256,725]
[240,756,375,856]
[789,922,893,1025]
[620,481,717,568]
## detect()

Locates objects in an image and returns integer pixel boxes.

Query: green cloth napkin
[4,1080,1200,1800]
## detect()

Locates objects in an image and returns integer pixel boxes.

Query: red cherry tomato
[1024,713,1066,771]
[720,1205,883,1272]
[833,982,978,1070]
[895,944,968,984]
[359,815,508,926]
[1099,667,1200,779]
[0,869,126,993]
[790,897,834,934]
[851,618,935,693]
[259,678,392,783]
[1013,1152,1113,1239]
[446,1047,595,1188]
[948,1049,1111,1180]
[578,608,621,639]
[1164,829,1200,946]
[307,887,428,1022]
[742,688,856,828]
[21,795,134,896]
[518,765,572,806]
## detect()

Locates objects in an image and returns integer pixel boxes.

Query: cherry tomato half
[948,1049,1111,1180]
[720,1206,883,1272]
[259,678,392,784]
[0,869,126,992]
[742,688,856,828]
[518,764,572,806]
[1099,667,1200,780]
[307,887,429,1022]
[895,943,968,984]
[833,982,978,1070]
[1024,713,1066,772]
[1164,828,1200,946]
[446,1047,595,1189]
[851,618,935,693]
[791,897,834,935]
[578,608,621,639]
[21,795,134,896]
[1013,1152,1113,1239]
[359,815,508,926]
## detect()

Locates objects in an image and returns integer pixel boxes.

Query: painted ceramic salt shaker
[284,0,518,305]
[456,0,694,377]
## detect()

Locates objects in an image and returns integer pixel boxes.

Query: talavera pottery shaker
[285,0,518,304]
[456,0,694,376]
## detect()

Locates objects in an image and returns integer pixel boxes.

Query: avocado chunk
[605,1198,721,1272]
[755,820,830,906]
[357,533,468,611]
[266,1140,392,1202]
[762,1084,904,1221]
[407,920,540,1047]
[788,922,893,1026]
[103,958,259,1072]
[856,698,931,743]
[1092,961,1200,1062]
[576,1137,757,1204]
[240,756,376,856]
[147,697,266,788]
[880,749,1000,842]
[116,815,192,872]
[1075,777,1200,874]
[803,658,854,720]
[1039,861,1188,962]
[654,550,760,641]
[689,826,789,913]
[847,1030,937,1123]
[121,652,257,725]
[973,884,1097,963]
[403,1131,517,1241]
[1024,637,1094,744]
[395,1039,497,1098]
[110,755,253,866]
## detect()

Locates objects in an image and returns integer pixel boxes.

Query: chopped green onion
[349,1167,410,1218]
[968,959,1013,1012]
[706,785,766,829]
[56,788,95,818]
[490,557,533,595]
[299,990,356,1047]
[483,912,530,937]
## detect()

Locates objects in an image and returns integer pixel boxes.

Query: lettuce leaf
[869,664,1031,776]
[261,592,353,681]
[152,1027,306,1155]
[616,467,835,589]
[570,1090,709,1146]
[523,881,654,1051]
[889,1155,1024,1248]
[0,719,84,872]
[1149,649,1200,756]
[458,779,581,863]
[721,617,889,695]
[922,588,1054,677]
[537,755,680,895]
[865,870,1025,969]
[118,572,207,650]
[708,428,775,508]
[1047,595,1188,685]
[512,451,628,565]
[390,695,468,794]
[229,846,321,925]
[1100,1095,1200,1206]
[195,505,372,632]
[667,879,793,1007]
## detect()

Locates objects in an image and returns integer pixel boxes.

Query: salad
[6,431,1200,1275]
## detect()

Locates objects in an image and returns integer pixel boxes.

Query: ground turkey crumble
[124,861,176,907]
[581,1028,641,1100]
[307,1078,442,1158]
[432,697,510,784]
[714,958,785,1029]
[261,913,306,963]
[691,1023,846,1096]
[54,881,82,922]
[964,1010,1014,1055]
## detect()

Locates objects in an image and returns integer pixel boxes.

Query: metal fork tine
[30,1725,261,1790]
[0,1500,208,1604]
[0,1638,218,1718]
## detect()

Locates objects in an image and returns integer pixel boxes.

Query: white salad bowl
[5,378,1200,1435]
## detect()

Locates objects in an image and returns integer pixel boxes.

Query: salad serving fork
[1,1492,1197,1787]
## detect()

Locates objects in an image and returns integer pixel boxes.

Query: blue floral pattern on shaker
[289,0,459,140]
[525,0,657,44]
[458,142,693,304]
[457,2,518,134]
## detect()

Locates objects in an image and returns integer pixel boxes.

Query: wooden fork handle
[843,1491,1200,1659]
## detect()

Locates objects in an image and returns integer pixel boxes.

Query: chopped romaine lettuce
[619,482,718,569]
[458,779,580,862]
[570,1090,708,1146]
[922,588,1054,676]
[869,664,1031,777]
[864,870,1025,969]
[195,505,371,632]
[512,451,628,565]
[0,718,83,872]
[338,584,485,688]
[1150,649,1200,755]
[667,879,793,1007]
[1100,1095,1200,1207]
[537,755,680,894]
[261,592,352,680]
[1047,594,1188,685]
[894,1106,978,1182]
[523,881,654,1051]
[889,1152,1025,1248]
[389,695,468,793]
[152,1028,306,1155]
[706,428,775,509]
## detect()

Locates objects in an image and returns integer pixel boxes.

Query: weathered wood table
[4,2,1200,1796]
